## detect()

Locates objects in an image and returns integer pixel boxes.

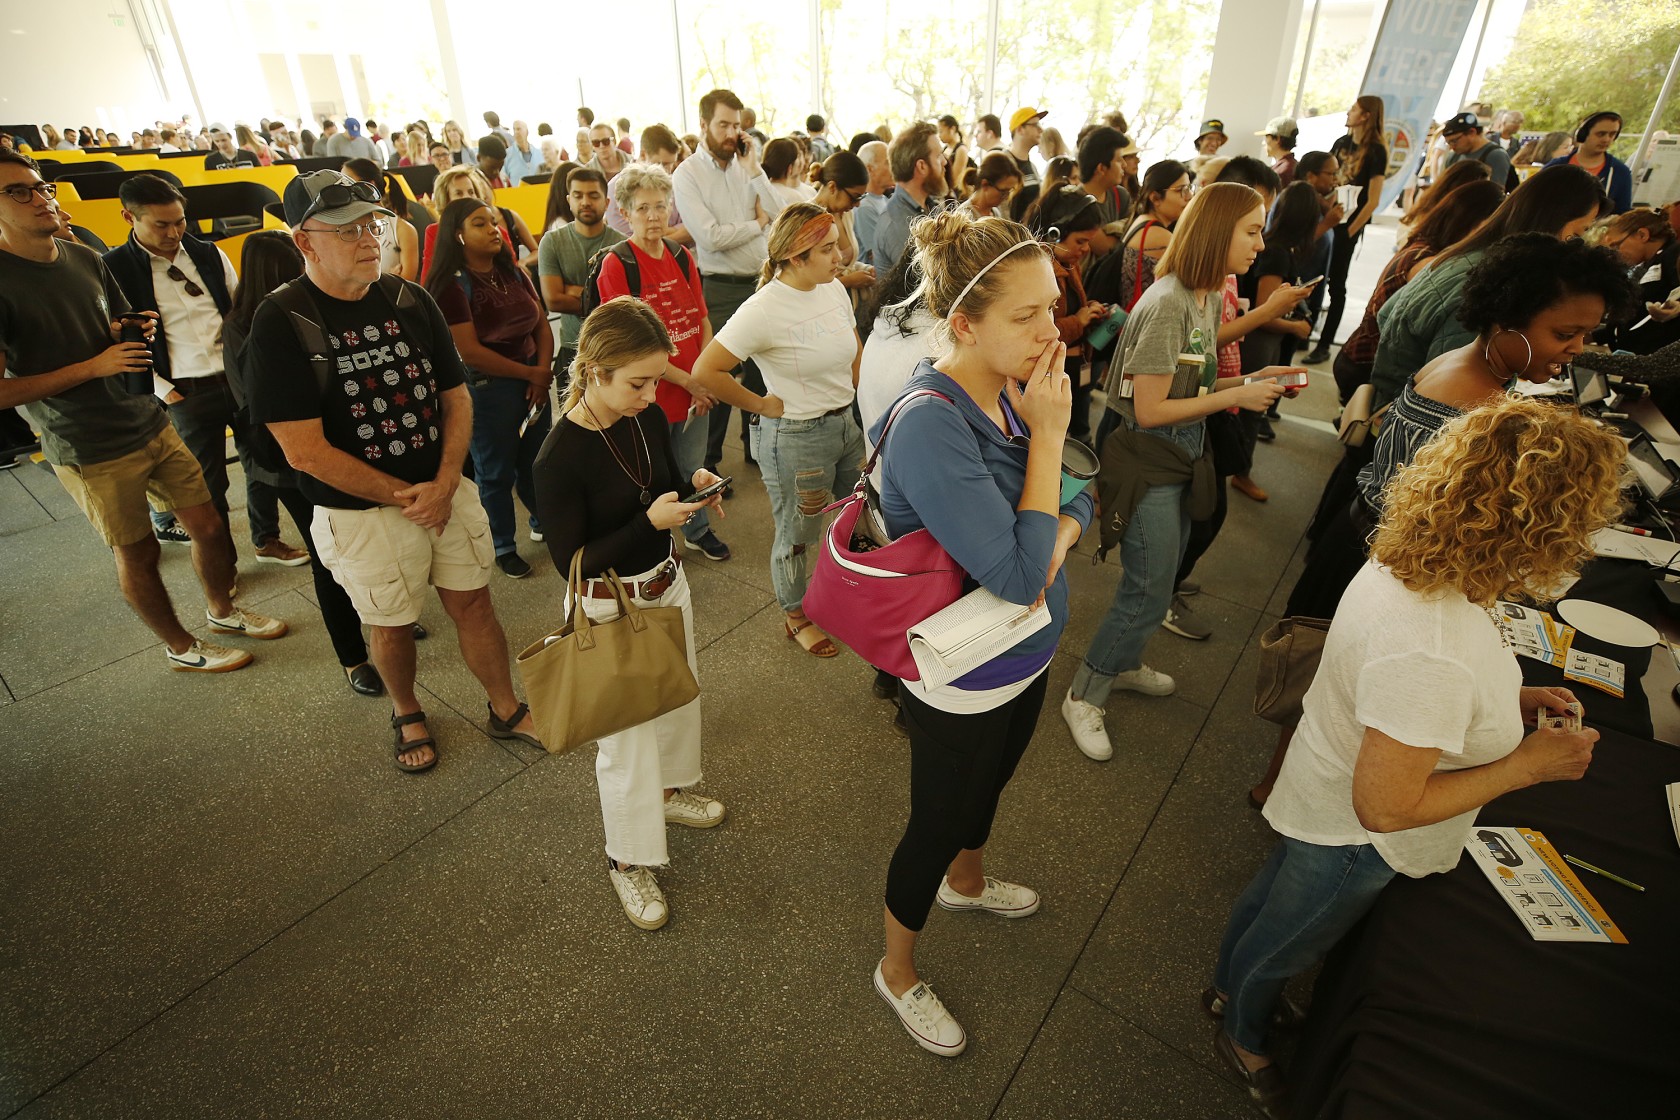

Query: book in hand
[907,586,1051,689]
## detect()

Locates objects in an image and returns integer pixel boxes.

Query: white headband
[950,238,1039,315]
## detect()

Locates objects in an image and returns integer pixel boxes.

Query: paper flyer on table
[1466,827,1627,944]
[1563,648,1626,698]
[1493,602,1574,668]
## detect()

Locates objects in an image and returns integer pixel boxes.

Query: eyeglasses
[843,187,868,206]
[300,219,388,243]
[299,178,381,223]
[590,138,615,148]
[166,264,204,297]
[1172,184,1195,199]
[630,201,670,217]
[2,181,58,204]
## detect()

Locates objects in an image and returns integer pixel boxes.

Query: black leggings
[885,671,1050,932]
[1318,223,1363,349]
[275,486,370,668]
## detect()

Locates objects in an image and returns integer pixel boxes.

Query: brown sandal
[390,710,438,773]
[785,617,839,658]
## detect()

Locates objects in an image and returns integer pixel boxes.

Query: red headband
[782,212,836,259]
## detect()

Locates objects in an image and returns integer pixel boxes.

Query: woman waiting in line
[1334,178,1504,403]
[1514,130,1572,168]
[937,115,971,200]
[542,161,581,232]
[344,160,420,282]
[1061,184,1295,762]
[870,210,1093,1057]
[442,119,474,166]
[1305,95,1388,366]
[421,166,537,275]
[1250,236,1636,810]
[689,202,865,658]
[956,152,1023,220]
[1394,158,1490,249]
[811,150,877,292]
[763,138,812,209]
[1024,184,1108,445]
[530,297,728,931]
[1210,396,1620,1115]
[424,197,554,580]
[236,124,274,167]
[222,232,392,705]
[1117,160,1192,312]
[397,129,428,168]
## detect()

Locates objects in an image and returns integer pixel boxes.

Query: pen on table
[1612,523,1652,536]
[1562,854,1645,892]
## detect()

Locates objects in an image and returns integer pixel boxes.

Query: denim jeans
[1071,417,1201,707]
[669,412,712,543]
[149,376,279,545]
[1213,837,1396,1055]
[467,375,550,557]
[754,410,864,612]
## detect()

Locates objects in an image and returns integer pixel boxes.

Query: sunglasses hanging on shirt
[166,264,204,297]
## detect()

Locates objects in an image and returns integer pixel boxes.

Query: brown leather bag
[1254,616,1334,726]
[515,550,698,754]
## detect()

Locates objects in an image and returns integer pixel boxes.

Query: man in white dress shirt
[670,87,787,474]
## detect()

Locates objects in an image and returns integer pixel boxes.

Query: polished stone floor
[0,222,1395,1119]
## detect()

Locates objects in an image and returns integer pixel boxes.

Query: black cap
[1440,111,1482,137]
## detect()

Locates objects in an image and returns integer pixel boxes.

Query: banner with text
[1359,0,1481,212]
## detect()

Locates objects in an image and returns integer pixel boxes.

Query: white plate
[1556,599,1660,648]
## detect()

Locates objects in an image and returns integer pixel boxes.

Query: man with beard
[670,87,786,477]
[537,167,623,379]
[871,121,946,272]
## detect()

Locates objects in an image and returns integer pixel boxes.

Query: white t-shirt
[857,307,939,443]
[1264,562,1524,878]
[715,278,857,419]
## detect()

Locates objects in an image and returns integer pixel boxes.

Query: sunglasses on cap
[300,178,381,223]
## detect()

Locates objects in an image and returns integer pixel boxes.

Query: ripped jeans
[752,410,865,613]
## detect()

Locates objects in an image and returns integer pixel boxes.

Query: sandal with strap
[487,701,544,749]
[390,710,438,773]
[785,617,839,658]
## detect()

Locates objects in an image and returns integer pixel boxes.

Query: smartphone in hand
[681,476,732,504]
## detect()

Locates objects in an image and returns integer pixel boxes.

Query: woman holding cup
[1306,96,1388,366]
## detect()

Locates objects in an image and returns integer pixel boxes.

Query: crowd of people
[5,82,1676,1115]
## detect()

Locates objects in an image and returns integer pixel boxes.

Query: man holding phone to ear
[0,151,284,673]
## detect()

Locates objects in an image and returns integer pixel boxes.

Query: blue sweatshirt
[871,363,1094,689]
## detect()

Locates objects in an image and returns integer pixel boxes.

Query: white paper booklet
[907,587,1050,688]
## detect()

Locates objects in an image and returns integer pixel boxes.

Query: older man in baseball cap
[248,170,542,771]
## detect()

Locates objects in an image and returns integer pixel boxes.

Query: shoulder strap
[668,240,692,281]
[859,389,956,489]
[612,239,642,296]
[267,279,334,394]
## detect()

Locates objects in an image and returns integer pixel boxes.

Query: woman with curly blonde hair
[1207,394,1625,1113]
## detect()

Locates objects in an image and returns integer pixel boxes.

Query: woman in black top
[221,231,381,698]
[531,296,727,932]
[1308,95,1388,365]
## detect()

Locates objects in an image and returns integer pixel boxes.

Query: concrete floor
[0,223,1395,1119]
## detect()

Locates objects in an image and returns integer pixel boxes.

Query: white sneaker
[529,527,544,542]
[206,606,289,640]
[1061,689,1113,761]
[937,875,1041,918]
[1114,665,1175,696]
[608,862,669,930]
[165,639,253,673]
[873,960,967,1057]
[663,789,726,829]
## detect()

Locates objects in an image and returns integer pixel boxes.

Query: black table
[1290,559,1680,1120]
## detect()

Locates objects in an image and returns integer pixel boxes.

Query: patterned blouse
[1356,379,1463,512]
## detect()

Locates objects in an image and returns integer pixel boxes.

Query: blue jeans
[1213,837,1396,1055]
[670,411,712,543]
[467,375,549,557]
[753,410,864,612]
[1071,417,1201,707]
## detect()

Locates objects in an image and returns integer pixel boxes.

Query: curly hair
[1372,396,1627,606]
[1458,232,1638,335]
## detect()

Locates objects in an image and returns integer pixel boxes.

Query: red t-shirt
[597,240,709,425]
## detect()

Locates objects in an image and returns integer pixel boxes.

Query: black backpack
[579,239,693,318]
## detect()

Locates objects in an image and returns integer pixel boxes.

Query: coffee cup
[1060,439,1099,505]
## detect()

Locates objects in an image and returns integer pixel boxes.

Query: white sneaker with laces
[529,527,545,542]
[207,607,289,640]
[873,960,967,1057]
[1114,664,1175,696]
[608,862,669,930]
[166,639,253,673]
[1061,688,1113,761]
[936,875,1041,918]
[663,789,726,829]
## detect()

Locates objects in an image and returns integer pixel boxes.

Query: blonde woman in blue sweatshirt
[869,209,1093,1058]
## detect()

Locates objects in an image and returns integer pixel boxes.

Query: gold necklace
[580,397,652,504]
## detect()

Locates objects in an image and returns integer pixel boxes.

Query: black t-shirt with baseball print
[247,276,467,510]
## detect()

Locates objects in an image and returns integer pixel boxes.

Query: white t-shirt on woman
[715,278,857,419]
[1263,561,1524,878]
